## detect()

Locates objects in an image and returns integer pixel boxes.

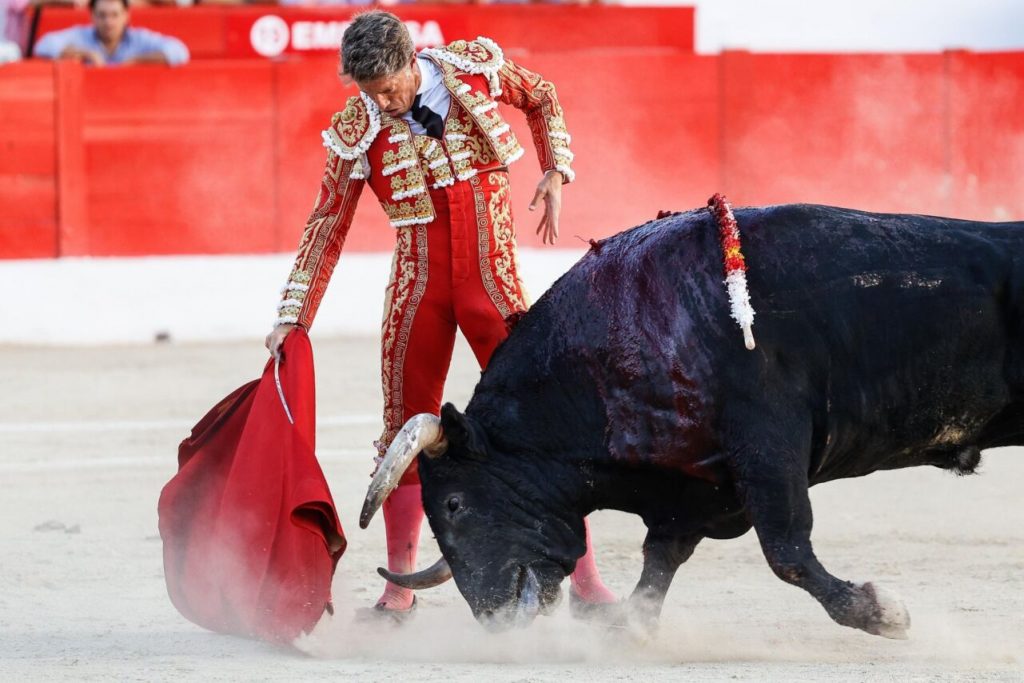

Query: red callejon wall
[947,51,1024,220]
[74,63,278,256]
[720,52,951,213]
[0,52,716,258]
[3,46,1024,258]
[273,57,383,254]
[0,62,58,258]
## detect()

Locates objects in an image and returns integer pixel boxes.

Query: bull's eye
[446,496,461,513]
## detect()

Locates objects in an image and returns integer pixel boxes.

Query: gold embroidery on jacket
[293,155,348,290]
[279,151,364,327]
[446,108,496,167]
[416,135,454,188]
[444,109,495,182]
[494,59,574,181]
[458,86,521,162]
[379,119,434,226]
[442,39,504,73]
[385,192,435,227]
[436,64,524,169]
[390,171,425,198]
[322,96,377,159]
[335,102,372,148]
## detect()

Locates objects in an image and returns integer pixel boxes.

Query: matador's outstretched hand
[266,323,296,357]
[529,170,563,245]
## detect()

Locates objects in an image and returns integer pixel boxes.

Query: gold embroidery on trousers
[473,174,526,320]
[486,173,528,312]
[376,225,430,456]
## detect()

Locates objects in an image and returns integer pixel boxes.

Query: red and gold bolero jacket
[276,37,576,329]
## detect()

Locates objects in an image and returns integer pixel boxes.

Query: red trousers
[375,170,529,484]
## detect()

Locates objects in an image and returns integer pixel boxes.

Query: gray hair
[341,11,414,83]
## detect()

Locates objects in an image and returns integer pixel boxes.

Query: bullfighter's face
[417,404,585,630]
[354,55,421,119]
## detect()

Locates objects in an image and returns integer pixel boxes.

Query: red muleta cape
[157,329,346,644]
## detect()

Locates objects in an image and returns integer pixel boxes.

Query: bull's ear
[440,403,487,457]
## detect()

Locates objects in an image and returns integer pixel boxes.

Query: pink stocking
[375,484,423,610]
[569,516,617,604]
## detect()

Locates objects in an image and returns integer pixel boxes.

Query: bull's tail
[707,193,756,350]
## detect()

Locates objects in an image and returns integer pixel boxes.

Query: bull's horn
[359,413,447,529]
[377,557,452,590]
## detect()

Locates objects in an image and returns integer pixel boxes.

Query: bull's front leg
[731,432,911,639]
[626,530,702,633]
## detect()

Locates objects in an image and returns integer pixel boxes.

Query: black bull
[361,203,1024,637]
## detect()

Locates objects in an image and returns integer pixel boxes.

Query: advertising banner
[33,6,694,60]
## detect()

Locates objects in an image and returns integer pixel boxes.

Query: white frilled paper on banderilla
[726,270,756,350]
[707,192,756,351]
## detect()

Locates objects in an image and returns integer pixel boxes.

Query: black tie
[410,94,444,139]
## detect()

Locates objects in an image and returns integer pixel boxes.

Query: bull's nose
[517,568,541,617]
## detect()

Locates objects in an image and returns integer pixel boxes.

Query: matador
[266,11,615,619]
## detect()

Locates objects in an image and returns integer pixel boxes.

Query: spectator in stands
[33,0,189,65]
[0,38,18,63]
[4,0,89,61]
[1,0,30,61]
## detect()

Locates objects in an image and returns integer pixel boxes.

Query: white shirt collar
[416,54,440,97]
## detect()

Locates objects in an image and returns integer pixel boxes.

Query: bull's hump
[550,211,722,476]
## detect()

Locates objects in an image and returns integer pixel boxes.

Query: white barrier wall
[0,249,586,345]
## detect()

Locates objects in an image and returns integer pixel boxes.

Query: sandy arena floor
[1,336,1021,681]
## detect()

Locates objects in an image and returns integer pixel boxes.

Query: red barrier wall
[76,63,278,255]
[0,62,57,258]
[2,50,1024,259]
[721,52,951,213]
[947,51,1024,220]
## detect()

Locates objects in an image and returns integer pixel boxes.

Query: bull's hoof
[854,582,910,639]
[575,597,658,644]
[620,602,661,644]
[606,594,663,642]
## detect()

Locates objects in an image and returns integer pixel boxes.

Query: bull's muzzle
[359,413,448,529]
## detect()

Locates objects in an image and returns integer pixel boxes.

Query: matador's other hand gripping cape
[158,329,345,644]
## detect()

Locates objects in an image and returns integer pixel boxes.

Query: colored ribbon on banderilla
[707,193,756,350]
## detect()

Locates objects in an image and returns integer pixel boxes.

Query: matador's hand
[265,324,296,357]
[529,170,563,245]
